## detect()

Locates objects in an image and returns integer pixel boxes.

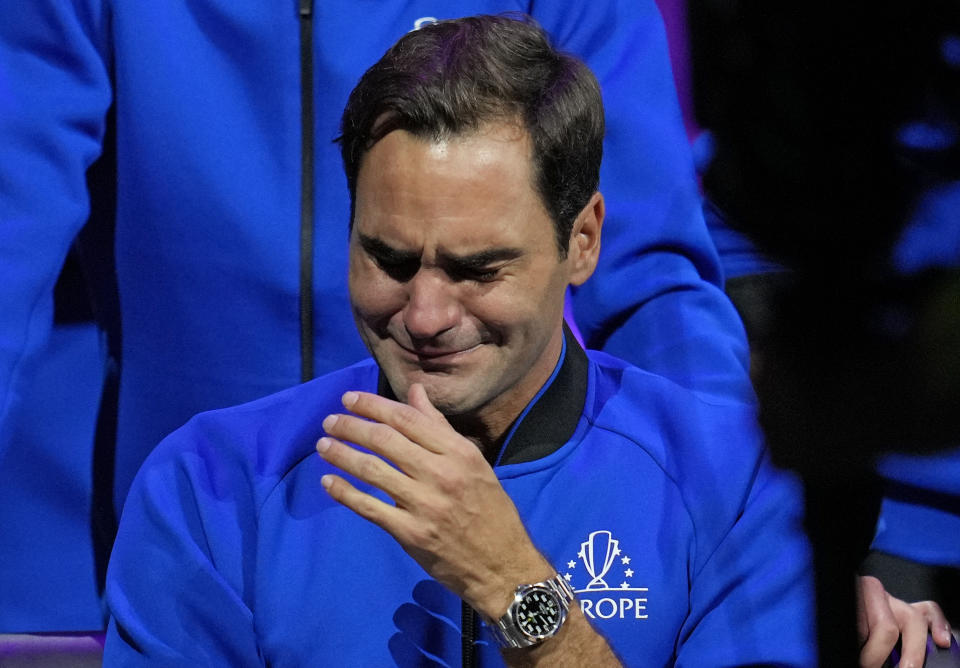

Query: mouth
[394,341,483,364]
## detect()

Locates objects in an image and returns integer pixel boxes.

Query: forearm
[501,608,622,668]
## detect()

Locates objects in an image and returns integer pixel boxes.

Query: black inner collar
[376,325,588,466]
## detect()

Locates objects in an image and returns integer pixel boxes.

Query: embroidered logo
[563,530,649,621]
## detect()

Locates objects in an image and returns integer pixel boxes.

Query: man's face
[348,123,592,429]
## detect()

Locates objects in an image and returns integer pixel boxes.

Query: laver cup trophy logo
[582,530,618,589]
[563,530,649,621]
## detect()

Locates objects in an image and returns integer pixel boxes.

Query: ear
[567,191,604,286]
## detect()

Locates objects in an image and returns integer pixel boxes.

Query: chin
[412,378,483,417]
[417,383,469,415]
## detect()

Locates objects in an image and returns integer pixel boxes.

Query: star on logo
[567,561,577,569]
[564,573,573,582]
[620,582,630,589]
[621,556,631,565]
[624,568,634,578]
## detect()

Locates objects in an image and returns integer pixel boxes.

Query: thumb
[407,383,446,421]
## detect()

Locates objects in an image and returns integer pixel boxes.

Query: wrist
[473,558,557,621]
[483,573,576,650]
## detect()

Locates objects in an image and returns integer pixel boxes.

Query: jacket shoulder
[130,359,380,506]
[583,351,797,570]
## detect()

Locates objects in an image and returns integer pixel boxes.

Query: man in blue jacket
[0,0,750,629]
[104,16,815,666]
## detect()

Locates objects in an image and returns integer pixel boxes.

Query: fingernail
[342,391,358,408]
[316,437,331,454]
[322,414,339,431]
[321,474,333,489]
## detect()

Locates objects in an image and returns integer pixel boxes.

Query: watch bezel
[488,574,575,649]
[513,583,566,641]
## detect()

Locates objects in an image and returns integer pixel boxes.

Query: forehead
[353,125,554,252]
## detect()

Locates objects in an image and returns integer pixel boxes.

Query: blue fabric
[0,0,750,523]
[872,486,960,568]
[876,182,960,566]
[892,181,960,275]
[0,324,104,631]
[872,442,960,566]
[104,352,814,666]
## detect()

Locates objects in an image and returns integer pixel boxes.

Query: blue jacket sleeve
[0,1,113,458]
[103,414,265,666]
[532,0,753,404]
[677,457,816,666]
[660,394,816,666]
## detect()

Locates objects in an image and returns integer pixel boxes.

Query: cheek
[466,284,546,334]
[348,258,405,322]
[483,273,566,338]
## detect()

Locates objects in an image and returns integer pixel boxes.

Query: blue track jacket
[105,337,814,666]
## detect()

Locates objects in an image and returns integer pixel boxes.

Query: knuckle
[873,621,900,648]
[860,575,883,595]
[434,469,467,497]
[420,495,455,529]
[460,444,488,468]
[369,422,395,450]
[394,404,420,431]
[354,493,382,521]
[406,521,440,550]
[356,453,385,481]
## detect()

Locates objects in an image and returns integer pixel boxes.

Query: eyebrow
[358,234,419,264]
[358,233,523,268]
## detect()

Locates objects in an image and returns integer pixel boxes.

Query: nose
[402,270,460,341]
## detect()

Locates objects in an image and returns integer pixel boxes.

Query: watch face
[515,588,562,638]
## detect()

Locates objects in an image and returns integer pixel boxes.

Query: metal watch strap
[487,573,576,649]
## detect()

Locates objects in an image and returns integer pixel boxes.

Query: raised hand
[316,383,554,620]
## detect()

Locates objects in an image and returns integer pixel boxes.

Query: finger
[316,435,416,506]
[889,596,929,668]
[320,472,409,531]
[859,576,901,668]
[911,600,953,648]
[339,391,449,454]
[323,412,427,467]
[856,576,870,644]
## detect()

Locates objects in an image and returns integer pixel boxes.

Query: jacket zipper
[462,601,477,668]
[298,0,315,383]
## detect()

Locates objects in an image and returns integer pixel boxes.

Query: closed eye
[446,264,502,283]
[442,248,523,283]
[358,234,420,282]
[373,255,420,282]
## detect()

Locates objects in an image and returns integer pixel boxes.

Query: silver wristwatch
[486,574,576,649]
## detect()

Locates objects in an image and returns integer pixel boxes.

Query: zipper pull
[299,0,312,18]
